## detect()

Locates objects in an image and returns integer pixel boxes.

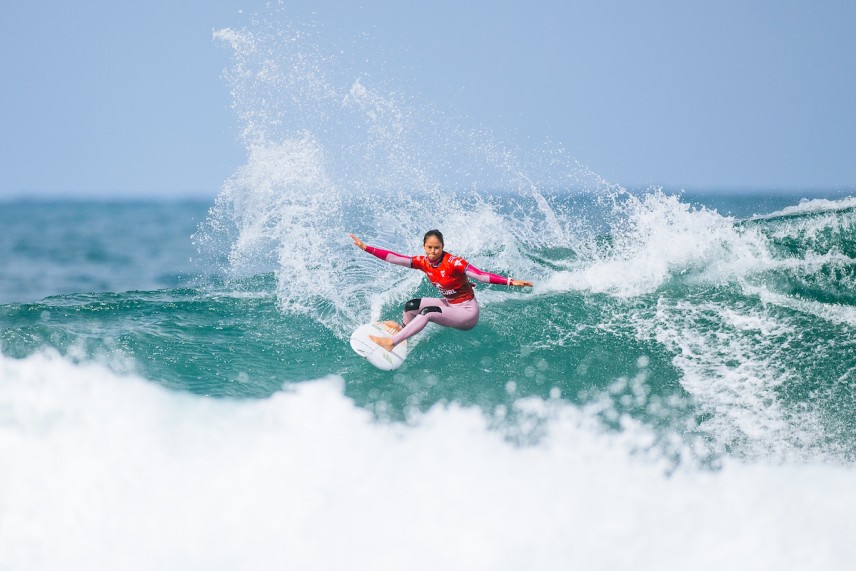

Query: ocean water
[3,16,856,571]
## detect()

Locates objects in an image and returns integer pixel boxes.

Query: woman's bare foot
[369,334,395,352]
[382,321,402,333]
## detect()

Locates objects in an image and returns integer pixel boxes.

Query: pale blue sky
[1,1,854,198]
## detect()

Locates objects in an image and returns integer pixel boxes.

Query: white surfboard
[350,322,408,370]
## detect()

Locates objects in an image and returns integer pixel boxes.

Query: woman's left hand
[349,233,367,250]
[511,280,533,287]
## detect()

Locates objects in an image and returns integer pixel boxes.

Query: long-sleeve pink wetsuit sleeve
[465,264,511,285]
[365,245,412,268]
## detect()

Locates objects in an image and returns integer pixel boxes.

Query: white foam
[744,283,856,327]
[1,352,854,570]
[750,195,856,220]
[542,191,773,297]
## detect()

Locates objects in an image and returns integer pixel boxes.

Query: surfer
[350,230,533,351]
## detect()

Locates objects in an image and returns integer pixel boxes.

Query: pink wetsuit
[364,245,512,346]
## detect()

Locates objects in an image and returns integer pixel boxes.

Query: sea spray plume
[212,24,340,148]
[201,23,418,332]
[199,13,643,337]
[214,21,436,197]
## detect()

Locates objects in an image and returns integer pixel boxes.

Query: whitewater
[2,352,854,570]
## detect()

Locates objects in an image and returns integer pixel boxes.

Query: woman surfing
[350,230,533,351]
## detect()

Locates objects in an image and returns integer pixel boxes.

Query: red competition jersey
[411,252,475,303]
[364,244,511,302]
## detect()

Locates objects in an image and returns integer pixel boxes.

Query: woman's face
[423,236,444,263]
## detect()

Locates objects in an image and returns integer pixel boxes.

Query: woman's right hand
[349,233,367,250]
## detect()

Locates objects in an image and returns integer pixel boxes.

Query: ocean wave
[749,195,856,221]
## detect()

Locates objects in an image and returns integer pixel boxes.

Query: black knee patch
[405,298,422,312]
[420,306,442,315]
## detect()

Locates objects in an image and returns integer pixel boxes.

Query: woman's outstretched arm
[350,234,412,268]
[465,263,533,287]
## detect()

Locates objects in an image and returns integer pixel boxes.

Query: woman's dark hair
[423,229,444,245]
